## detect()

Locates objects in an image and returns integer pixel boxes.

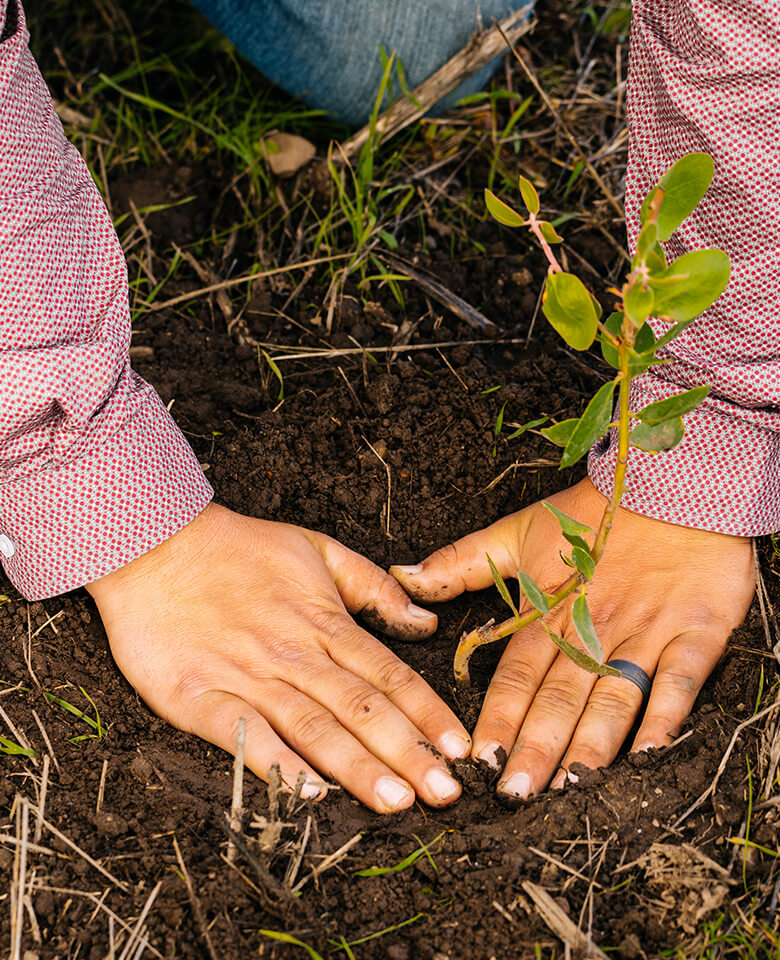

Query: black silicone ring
[606,659,652,705]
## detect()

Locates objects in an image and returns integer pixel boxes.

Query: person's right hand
[86,503,470,813]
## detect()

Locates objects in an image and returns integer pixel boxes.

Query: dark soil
[4,4,780,957]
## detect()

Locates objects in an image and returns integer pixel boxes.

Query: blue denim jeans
[190,0,535,126]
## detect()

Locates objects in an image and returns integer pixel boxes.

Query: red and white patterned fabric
[0,0,213,599]
[0,1,776,602]
[589,0,780,535]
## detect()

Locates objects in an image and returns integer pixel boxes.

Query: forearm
[0,0,212,599]
[589,0,780,535]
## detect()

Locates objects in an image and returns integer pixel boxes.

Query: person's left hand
[391,478,755,797]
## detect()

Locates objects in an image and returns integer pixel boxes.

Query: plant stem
[453,336,633,687]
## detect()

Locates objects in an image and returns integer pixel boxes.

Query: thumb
[390,515,521,603]
[306,531,438,640]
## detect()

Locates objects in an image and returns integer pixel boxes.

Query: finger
[307,530,437,640]
[327,617,471,761]
[496,639,600,798]
[389,513,523,603]
[471,620,556,771]
[245,679,421,814]
[292,652,461,808]
[551,640,658,789]
[631,630,726,752]
[178,691,329,800]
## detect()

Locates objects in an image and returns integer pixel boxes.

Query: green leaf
[538,221,563,244]
[600,311,624,370]
[484,189,525,227]
[630,417,685,453]
[571,547,595,580]
[572,591,603,661]
[487,553,518,618]
[563,531,590,552]
[650,249,730,322]
[542,501,592,536]
[494,400,507,437]
[560,380,616,469]
[505,416,549,441]
[518,571,549,614]
[636,385,710,424]
[640,153,715,241]
[518,175,540,215]
[634,222,658,262]
[0,736,35,757]
[543,624,620,676]
[258,931,325,960]
[623,282,654,326]
[647,318,694,353]
[540,419,578,448]
[542,273,601,351]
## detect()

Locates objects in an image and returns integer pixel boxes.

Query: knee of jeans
[192,0,536,127]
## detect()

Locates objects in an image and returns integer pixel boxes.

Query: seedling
[454,153,730,686]
[44,686,105,742]
[354,831,445,877]
[0,735,35,758]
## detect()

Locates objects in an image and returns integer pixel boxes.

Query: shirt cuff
[0,392,214,599]
[588,379,780,537]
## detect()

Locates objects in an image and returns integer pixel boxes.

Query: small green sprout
[455,154,729,685]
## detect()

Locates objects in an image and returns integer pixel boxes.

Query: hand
[86,504,470,813]
[391,478,754,797]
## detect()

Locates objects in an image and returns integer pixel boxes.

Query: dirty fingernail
[439,731,471,760]
[550,772,565,791]
[476,742,503,770]
[407,604,436,621]
[375,776,414,812]
[633,742,654,753]
[394,564,423,576]
[424,767,460,803]
[499,771,532,799]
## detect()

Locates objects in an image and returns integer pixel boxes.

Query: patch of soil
[2,91,779,960]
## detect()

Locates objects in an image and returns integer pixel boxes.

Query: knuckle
[373,657,418,696]
[490,664,540,700]
[587,684,640,721]
[533,681,582,720]
[653,670,698,696]
[289,706,331,749]
[340,684,387,723]
[510,739,555,767]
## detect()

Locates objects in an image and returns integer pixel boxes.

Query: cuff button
[0,535,15,559]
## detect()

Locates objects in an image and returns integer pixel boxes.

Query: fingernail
[551,770,578,791]
[499,771,532,799]
[407,604,436,621]
[634,742,654,753]
[394,564,423,575]
[439,731,471,760]
[424,767,460,803]
[476,742,503,770]
[300,780,327,800]
[375,776,414,812]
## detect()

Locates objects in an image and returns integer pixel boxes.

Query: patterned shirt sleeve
[588,0,780,536]
[0,0,213,600]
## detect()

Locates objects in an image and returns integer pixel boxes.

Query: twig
[219,819,296,903]
[34,754,49,844]
[362,437,393,538]
[522,880,608,959]
[117,881,162,960]
[284,814,312,889]
[96,759,108,815]
[381,253,502,334]
[264,337,528,363]
[141,254,352,313]
[529,845,603,890]
[341,6,535,158]
[673,701,780,829]
[292,832,362,893]
[32,805,130,891]
[227,717,246,864]
[31,710,60,774]
[10,797,30,960]
[173,837,220,960]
